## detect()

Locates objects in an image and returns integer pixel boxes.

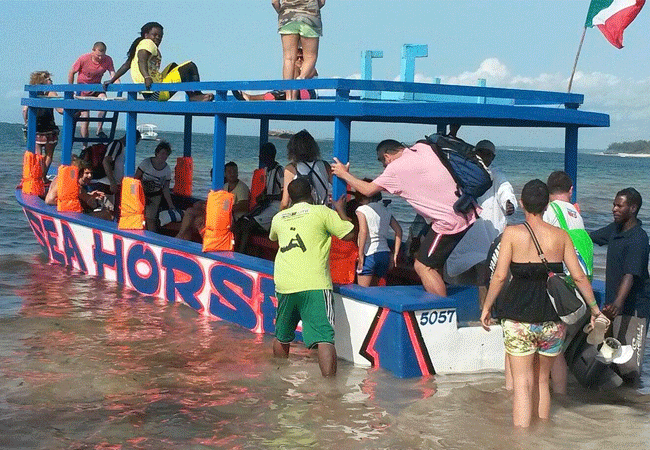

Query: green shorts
[275,289,334,348]
[279,21,320,38]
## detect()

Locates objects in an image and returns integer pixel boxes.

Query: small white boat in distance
[137,124,159,140]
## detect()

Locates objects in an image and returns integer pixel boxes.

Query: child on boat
[355,183,402,287]
[103,22,213,102]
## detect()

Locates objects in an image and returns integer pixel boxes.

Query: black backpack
[424,133,493,215]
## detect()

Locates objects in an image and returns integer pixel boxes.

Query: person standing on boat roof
[590,187,650,383]
[280,129,331,210]
[103,22,213,102]
[331,139,475,297]
[272,0,324,100]
[232,47,318,101]
[68,42,118,145]
[22,71,63,180]
[269,177,354,377]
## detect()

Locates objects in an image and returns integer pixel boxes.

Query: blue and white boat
[17,46,609,378]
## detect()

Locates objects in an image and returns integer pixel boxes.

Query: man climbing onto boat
[269,177,354,377]
[331,139,476,297]
[68,42,118,144]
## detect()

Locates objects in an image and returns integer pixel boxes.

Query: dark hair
[521,179,549,214]
[287,129,320,163]
[259,142,277,163]
[127,22,163,62]
[93,41,106,51]
[361,177,382,203]
[376,139,405,157]
[225,161,237,169]
[288,177,313,203]
[154,140,171,155]
[546,171,573,195]
[616,187,642,213]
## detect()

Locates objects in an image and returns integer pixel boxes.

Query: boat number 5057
[419,310,456,326]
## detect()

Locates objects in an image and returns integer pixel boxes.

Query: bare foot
[189,93,214,102]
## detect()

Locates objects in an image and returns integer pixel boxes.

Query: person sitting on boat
[224,161,250,222]
[175,162,250,242]
[235,143,284,253]
[232,46,317,101]
[269,177,354,377]
[22,71,63,181]
[280,129,331,210]
[97,130,142,220]
[44,157,112,220]
[355,182,402,287]
[135,141,177,232]
[480,179,603,428]
[68,42,119,144]
[103,22,213,102]
[331,139,475,297]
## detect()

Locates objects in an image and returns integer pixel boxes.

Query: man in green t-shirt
[269,178,354,377]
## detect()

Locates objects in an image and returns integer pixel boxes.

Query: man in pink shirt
[331,139,475,296]
[68,42,118,144]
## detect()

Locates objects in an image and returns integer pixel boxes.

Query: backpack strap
[550,202,570,232]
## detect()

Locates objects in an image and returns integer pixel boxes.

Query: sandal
[584,315,611,345]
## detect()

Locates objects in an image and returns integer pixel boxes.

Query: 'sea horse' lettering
[26,211,278,334]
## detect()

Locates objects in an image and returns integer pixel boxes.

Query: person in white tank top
[355,186,402,287]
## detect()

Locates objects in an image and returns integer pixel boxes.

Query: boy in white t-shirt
[355,185,402,287]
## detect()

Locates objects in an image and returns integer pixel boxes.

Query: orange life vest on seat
[173,156,193,197]
[57,165,82,212]
[22,151,45,196]
[118,177,145,229]
[329,237,358,284]
[203,190,235,252]
[248,168,266,211]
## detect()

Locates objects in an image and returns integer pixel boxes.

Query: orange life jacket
[203,190,235,252]
[248,168,266,211]
[21,151,44,196]
[57,165,82,212]
[173,156,193,197]
[118,177,145,229]
[329,237,358,284]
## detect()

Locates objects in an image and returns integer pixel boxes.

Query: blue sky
[2,0,650,150]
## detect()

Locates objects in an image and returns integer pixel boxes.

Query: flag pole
[568,27,587,93]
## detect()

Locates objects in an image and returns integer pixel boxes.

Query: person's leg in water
[280,33,300,100]
[317,342,337,377]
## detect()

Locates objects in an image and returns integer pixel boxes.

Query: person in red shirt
[68,42,119,145]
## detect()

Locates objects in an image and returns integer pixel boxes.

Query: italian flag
[585,0,645,48]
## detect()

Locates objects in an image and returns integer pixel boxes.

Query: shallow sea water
[2,123,650,448]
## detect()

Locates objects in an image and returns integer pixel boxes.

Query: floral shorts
[501,319,566,357]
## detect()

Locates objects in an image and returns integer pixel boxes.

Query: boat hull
[17,189,506,377]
